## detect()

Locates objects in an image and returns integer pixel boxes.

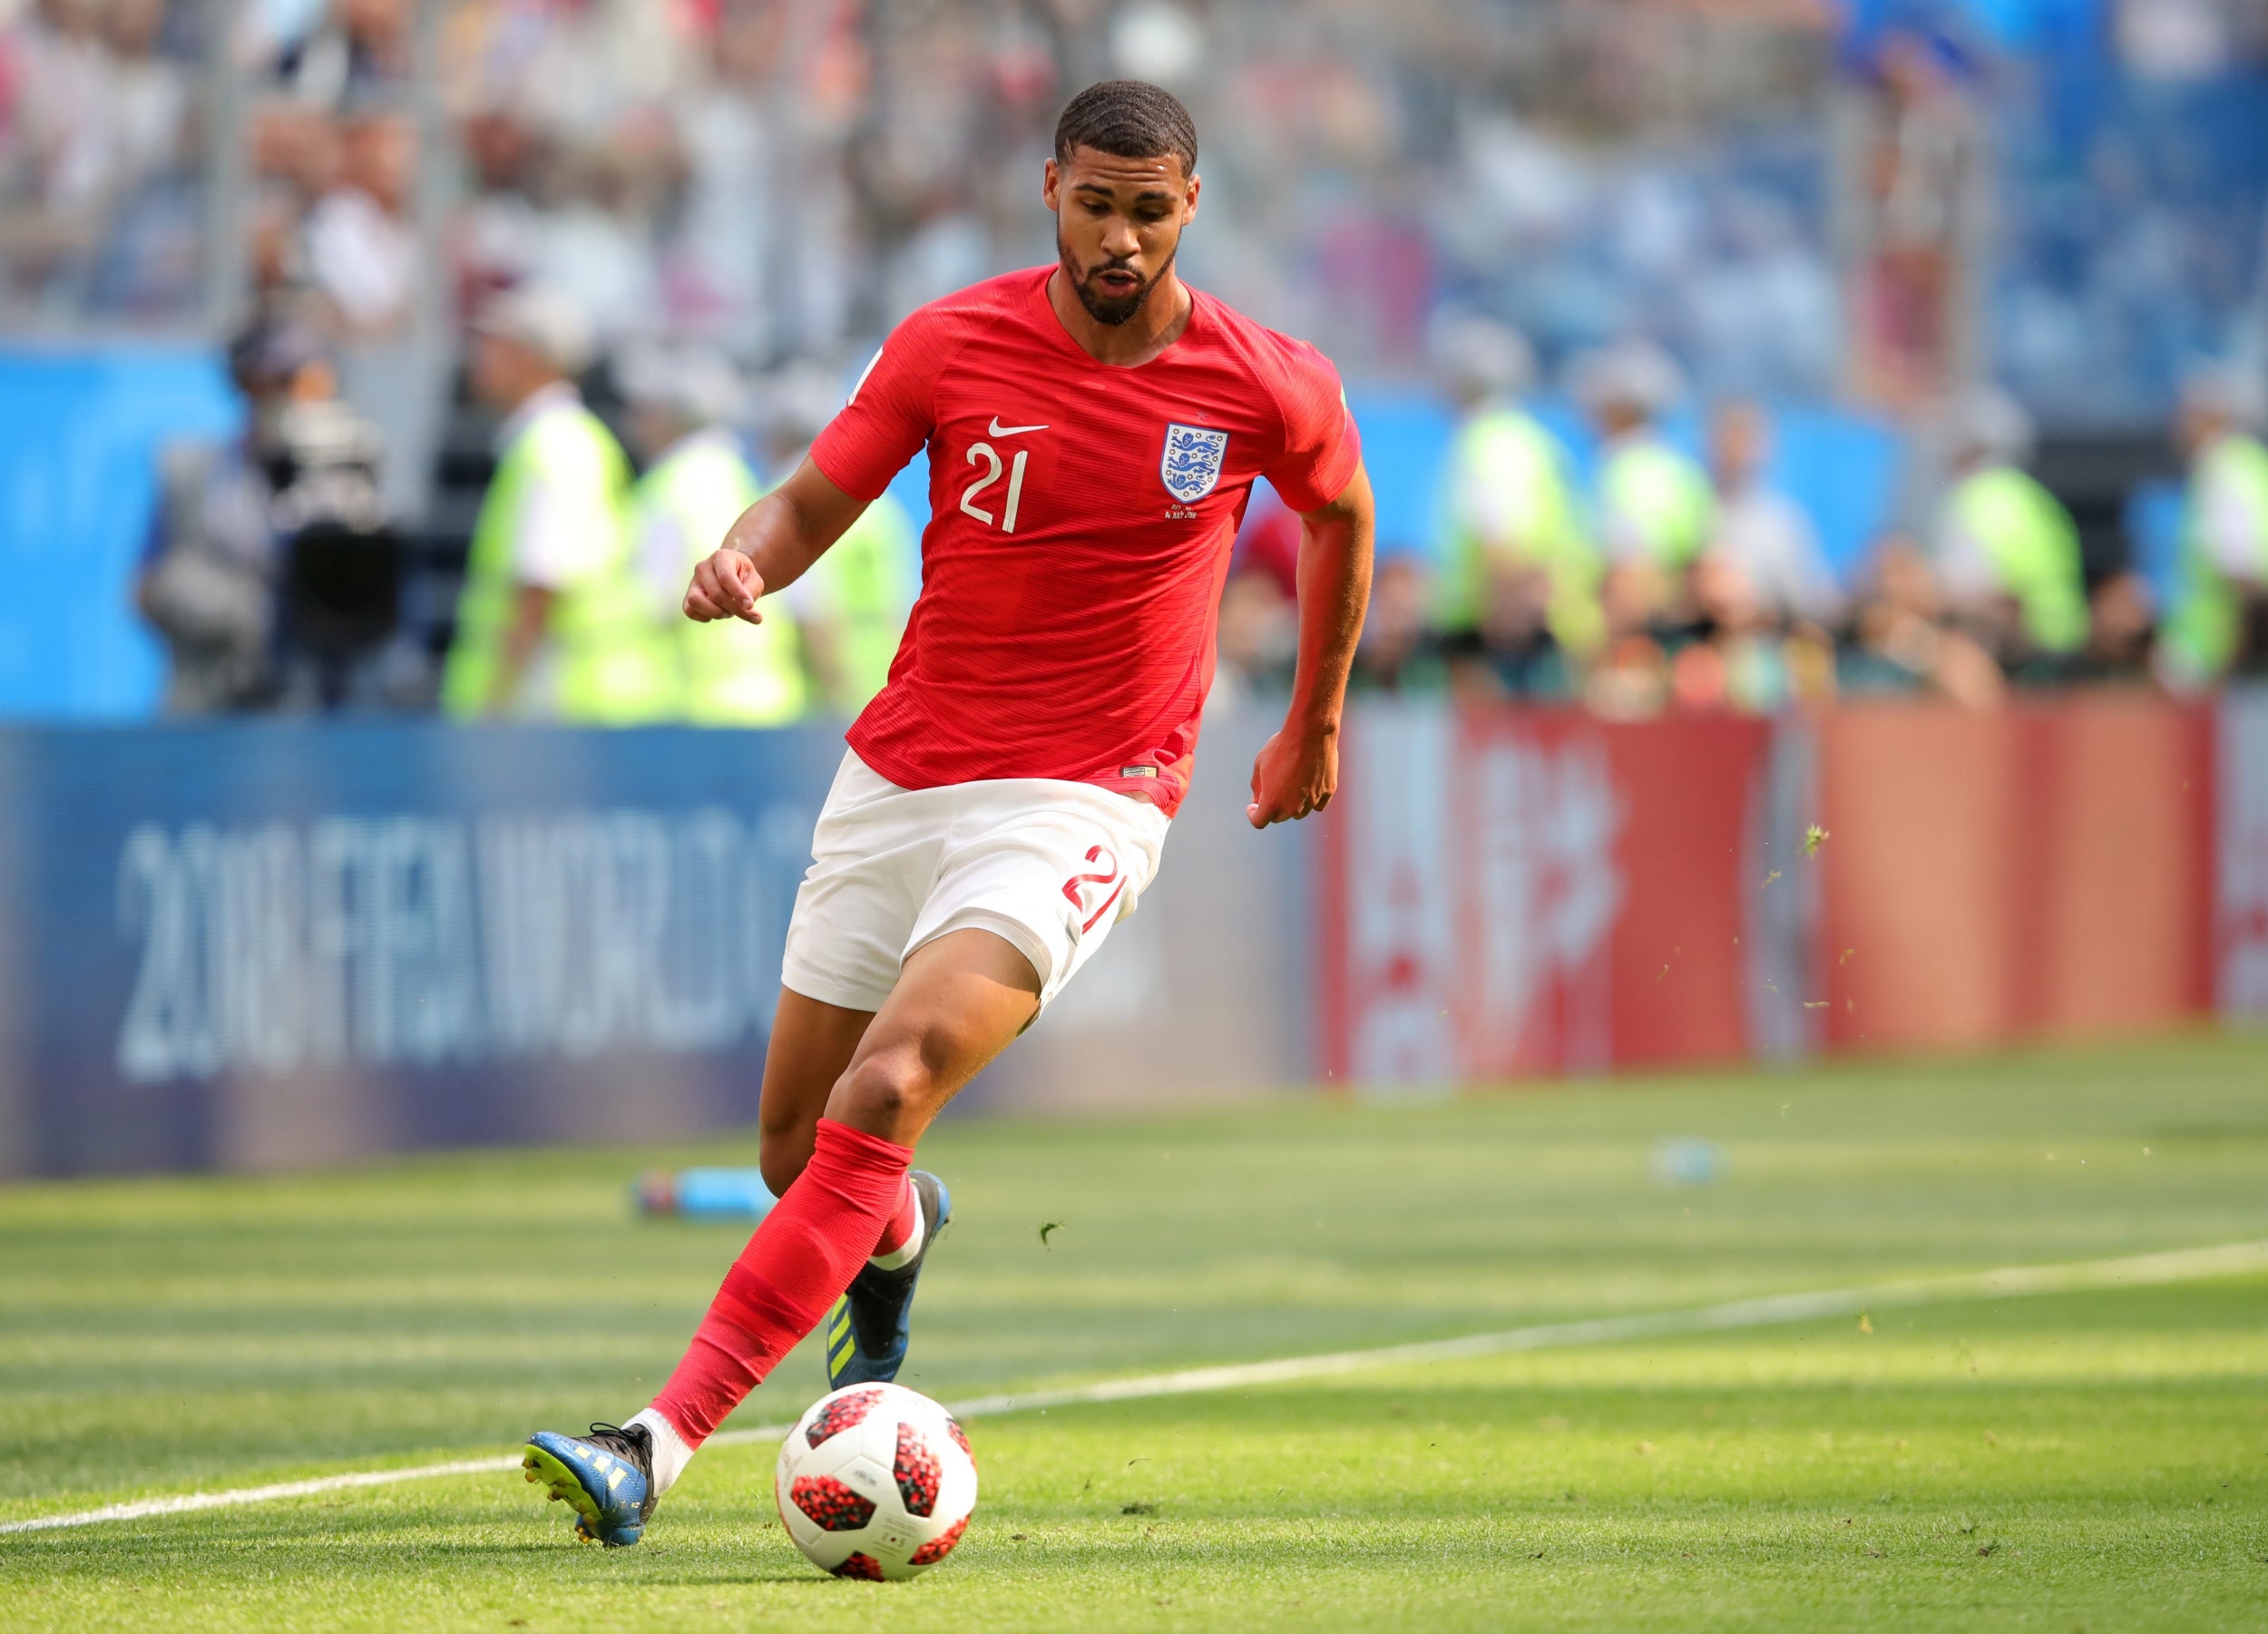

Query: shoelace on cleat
[577,1423,656,1521]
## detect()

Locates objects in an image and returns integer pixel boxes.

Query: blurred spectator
[1349,556,1450,694]
[138,316,331,712]
[440,286,674,722]
[1430,314,1597,698]
[2157,364,2268,686]
[524,145,665,349]
[1229,484,1302,604]
[264,0,411,109]
[305,111,414,334]
[84,0,199,315]
[1582,340,1715,573]
[103,0,189,201]
[1,0,199,318]
[664,5,788,355]
[758,364,918,719]
[1845,26,1981,406]
[452,108,543,314]
[1215,487,1301,700]
[1843,534,2008,707]
[1578,339,1715,677]
[1675,553,1784,713]
[1215,567,1298,700]
[1584,559,1675,719]
[2085,568,2156,680]
[1704,399,1844,630]
[618,342,808,727]
[1931,386,2089,671]
[246,96,342,314]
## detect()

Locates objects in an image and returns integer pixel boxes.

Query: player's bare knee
[829,1048,932,1134]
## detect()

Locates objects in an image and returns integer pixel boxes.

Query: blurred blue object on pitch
[1651,1138,1725,1188]
[634,1169,777,1221]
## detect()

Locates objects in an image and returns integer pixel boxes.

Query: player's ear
[1182,170,1201,223]
[1042,156,1061,212]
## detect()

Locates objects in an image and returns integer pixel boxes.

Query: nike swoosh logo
[988,417,1049,436]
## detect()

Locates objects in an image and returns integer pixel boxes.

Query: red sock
[870,1174,920,1258]
[651,1118,913,1445]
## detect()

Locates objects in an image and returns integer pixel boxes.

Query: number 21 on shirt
[960,440,1029,533]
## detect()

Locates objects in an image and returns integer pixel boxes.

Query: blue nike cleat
[825,1169,951,1388]
[521,1423,654,1546]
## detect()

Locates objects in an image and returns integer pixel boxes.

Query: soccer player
[519,79,1374,1548]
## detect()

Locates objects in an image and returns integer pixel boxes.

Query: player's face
[1044,146,1199,327]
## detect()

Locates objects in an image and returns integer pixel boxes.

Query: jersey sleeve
[1261,340,1362,514]
[809,318,941,502]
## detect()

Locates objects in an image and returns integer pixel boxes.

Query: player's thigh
[779,754,939,1016]
[907,784,1170,1012]
[822,927,1042,1146]
[757,987,875,1194]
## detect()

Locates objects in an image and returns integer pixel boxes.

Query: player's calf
[827,1168,953,1388]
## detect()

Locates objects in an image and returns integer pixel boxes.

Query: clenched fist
[684,548,766,624]
[1246,720,1338,828]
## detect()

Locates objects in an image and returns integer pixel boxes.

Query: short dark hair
[1053,80,1198,177]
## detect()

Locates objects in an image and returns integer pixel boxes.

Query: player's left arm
[1248,462,1374,828]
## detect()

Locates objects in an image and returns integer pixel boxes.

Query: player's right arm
[683,460,869,625]
[689,322,937,626]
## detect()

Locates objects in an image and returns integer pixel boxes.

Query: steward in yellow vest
[640,430,811,725]
[1576,340,1714,572]
[1931,388,2087,659]
[621,347,810,726]
[2159,368,2268,687]
[1428,316,1602,669]
[442,289,674,722]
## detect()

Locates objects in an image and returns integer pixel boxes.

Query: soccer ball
[775,1383,978,1580]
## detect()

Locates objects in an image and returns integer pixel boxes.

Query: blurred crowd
[18,0,2263,720]
[1219,320,2268,715]
[318,0,1843,388]
[0,0,206,318]
[138,293,918,720]
[5,0,2260,405]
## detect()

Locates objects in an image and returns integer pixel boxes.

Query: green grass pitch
[5,1036,2267,1630]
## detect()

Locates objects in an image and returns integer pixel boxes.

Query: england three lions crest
[1161,423,1229,504]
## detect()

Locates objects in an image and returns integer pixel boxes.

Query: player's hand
[684,548,765,624]
[1247,722,1337,828]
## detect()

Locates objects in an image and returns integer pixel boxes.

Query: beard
[1058,230,1176,328]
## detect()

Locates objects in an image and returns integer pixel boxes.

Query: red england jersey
[808,266,1360,817]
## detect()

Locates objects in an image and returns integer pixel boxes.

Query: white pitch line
[0,1459,523,1536]
[6,1236,2264,1538]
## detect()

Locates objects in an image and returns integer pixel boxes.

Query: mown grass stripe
[6,1236,2263,1537]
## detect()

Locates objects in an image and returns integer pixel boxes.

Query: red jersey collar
[1028,264,1206,371]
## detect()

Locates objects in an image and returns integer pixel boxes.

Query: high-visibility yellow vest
[442,396,675,722]
[2163,433,2268,683]
[1945,465,2088,654]
[1435,406,1604,655]
[1598,435,1715,571]
[635,432,809,726]
[799,491,917,716]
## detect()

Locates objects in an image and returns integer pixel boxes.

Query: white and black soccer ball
[775,1383,978,1580]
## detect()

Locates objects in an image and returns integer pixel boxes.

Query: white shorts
[779,750,1172,1014]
